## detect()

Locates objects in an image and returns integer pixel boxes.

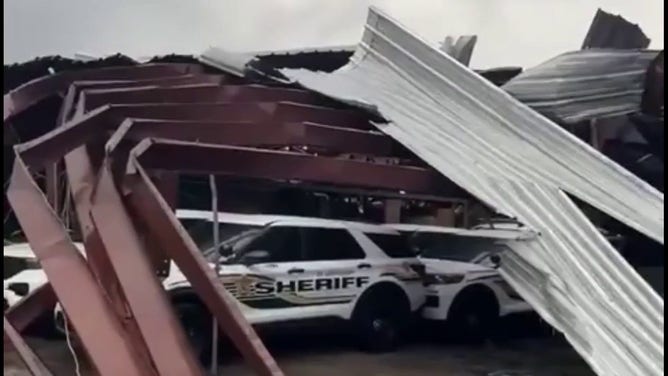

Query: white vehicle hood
[4,269,48,289]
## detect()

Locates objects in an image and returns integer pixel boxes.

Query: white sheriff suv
[386,223,534,340]
[165,217,426,361]
[55,214,426,361]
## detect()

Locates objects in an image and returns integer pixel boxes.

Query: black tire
[352,285,411,353]
[24,310,61,339]
[174,302,213,366]
[447,286,499,344]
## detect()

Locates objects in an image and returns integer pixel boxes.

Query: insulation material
[502,49,659,124]
[282,7,664,376]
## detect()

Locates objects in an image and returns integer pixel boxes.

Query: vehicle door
[234,225,309,313]
[295,227,371,308]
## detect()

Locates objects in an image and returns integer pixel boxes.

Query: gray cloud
[3,0,664,69]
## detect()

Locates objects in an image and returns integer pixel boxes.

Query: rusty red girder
[7,156,151,375]
[4,317,53,376]
[90,165,202,375]
[4,284,57,335]
[18,102,387,167]
[108,119,392,155]
[79,85,323,111]
[4,63,203,122]
[124,162,283,376]
[60,85,162,374]
[130,138,440,193]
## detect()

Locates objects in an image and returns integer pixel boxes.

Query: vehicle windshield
[407,231,505,263]
[180,219,263,262]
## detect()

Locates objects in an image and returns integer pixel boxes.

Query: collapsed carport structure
[3,6,663,376]
[3,29,460,376]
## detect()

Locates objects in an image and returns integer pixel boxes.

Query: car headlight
[424,273,465,285]
[8,282,29,297]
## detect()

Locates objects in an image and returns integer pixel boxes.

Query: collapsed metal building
[3,6,664,376]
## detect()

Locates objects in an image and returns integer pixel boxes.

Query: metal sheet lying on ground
[282,6,664,376]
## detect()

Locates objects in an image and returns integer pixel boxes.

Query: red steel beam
[18,102,384,168]
[90,165,203,376]
[130,139,441,194]
[124,162,283,376]
[4,284,57,335]
[9,80,160,375]
[80,85,321,111]
[106,119,391,156]
[6,157,151,376]
[58,84,194,374]
[4,317,54,376]
[4,63,203,122]
[71,74,227,92]
[59,85,152,361]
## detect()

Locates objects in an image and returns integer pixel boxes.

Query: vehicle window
[302,228,365,260]
[411,232,503,262]
[365,233,415,258]
[180,219,262,259]
[241,226,302,263]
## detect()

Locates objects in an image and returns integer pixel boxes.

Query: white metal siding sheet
[502,49,659,124]
[282,7,663,376]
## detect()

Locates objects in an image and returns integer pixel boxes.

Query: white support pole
[209,175,220,374]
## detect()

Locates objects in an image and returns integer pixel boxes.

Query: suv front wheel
[352,285,411,353]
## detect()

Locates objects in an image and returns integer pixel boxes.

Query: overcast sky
[4,0,664,69]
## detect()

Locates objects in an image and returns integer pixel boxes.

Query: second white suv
[386,224,534,340]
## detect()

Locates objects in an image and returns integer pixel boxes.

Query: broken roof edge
[252,44,357,57]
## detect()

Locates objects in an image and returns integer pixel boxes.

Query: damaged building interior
[2,5,664,376]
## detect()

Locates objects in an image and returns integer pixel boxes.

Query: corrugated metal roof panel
[502,49,659,124]
[282,7,663,376]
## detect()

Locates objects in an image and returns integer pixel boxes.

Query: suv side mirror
[489,254,502,269]
[240,250,270,265]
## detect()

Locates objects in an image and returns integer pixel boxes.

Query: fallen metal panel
[502,49,659,123]
[282,7,663,376]
[582,8,651,50]
[4,316,53,375]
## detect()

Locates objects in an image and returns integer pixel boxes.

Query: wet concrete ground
[5,314,594,376]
